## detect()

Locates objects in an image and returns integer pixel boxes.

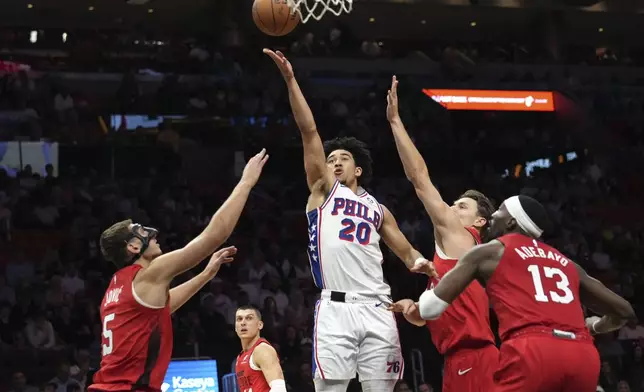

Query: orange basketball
[252,0,300,37]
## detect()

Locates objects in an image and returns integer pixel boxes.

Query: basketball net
[287,0,353,23]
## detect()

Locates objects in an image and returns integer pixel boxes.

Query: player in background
[385,76,498,392]
[235,306,286,392]
[88,149,269,392]
[406,195,637,392]
[264,49,435,392]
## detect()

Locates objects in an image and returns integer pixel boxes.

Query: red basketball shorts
[442,344,499,392]
[493,334,600,392]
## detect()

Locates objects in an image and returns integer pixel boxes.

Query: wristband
[418,290,449,320]
[270,379,287,392]
[591,319,600,334]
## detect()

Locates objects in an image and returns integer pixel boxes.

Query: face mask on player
[129,224,159,261]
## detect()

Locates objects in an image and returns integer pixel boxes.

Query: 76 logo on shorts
[386,355,401,374]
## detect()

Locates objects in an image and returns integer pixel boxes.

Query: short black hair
[518,195,551,236]
[458,189,495,229]
[323,136,373,185]
[236,305,262,320]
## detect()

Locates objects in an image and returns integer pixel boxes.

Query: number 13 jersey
[89,264,173,392]
[306,181,391,296]
[488,233,587,342]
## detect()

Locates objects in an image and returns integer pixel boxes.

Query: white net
[287,0,353,23]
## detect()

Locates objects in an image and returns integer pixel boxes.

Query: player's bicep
[414,182,460,230]
[380,206,414,260]
[435,241,503,303]
[253,344,284,384]
[139,236,212,284]
[575,263,636,319]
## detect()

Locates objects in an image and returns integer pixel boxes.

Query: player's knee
[314,379,351,392]
[360,379,398,392]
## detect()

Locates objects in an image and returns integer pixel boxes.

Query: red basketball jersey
[489,233,588,342]
[426,227,495,354]
[89,265,173,392]
[235,338,272,392]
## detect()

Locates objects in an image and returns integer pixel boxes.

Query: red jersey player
[235,306,286,392]
[385,76,498,392]
[413,195,637,392]
[88,149,269,392]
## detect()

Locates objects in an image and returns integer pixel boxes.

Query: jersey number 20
[527,265,574,304]
[102,313,116,356]
[338,218,372,245]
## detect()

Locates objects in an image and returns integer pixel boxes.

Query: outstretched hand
[387,299,418,315]
[241,148,270,186]
[204,246,238,278]
[263,49,294,81]
[386,75,400,122]
[411,258,438,277]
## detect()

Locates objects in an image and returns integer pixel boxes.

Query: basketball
[252,0,300,36]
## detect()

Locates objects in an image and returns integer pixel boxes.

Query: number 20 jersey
[488,233,587,342]
[306,180,391,295]
[90,264,173,392]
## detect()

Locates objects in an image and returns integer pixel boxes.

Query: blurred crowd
[0,16,643,392]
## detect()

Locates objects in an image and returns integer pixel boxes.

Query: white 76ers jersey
[306,181,391,295]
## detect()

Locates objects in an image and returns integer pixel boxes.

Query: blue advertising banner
[161,359,219,392]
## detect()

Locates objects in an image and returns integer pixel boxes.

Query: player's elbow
[418,290,449,320]
[207,217,234,246]
[614,300,637,323]
[406,168,429,187]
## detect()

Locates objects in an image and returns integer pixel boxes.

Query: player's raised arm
[574,263,637,334]
[386,76,465,236]
[135,150,268,299]
[167,247,237,314]
[416,241,504,320]
[263,49,334,192]
[380,205,436,276]
[253,343,287,392]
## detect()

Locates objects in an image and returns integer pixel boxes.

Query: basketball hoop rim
[287,0,353,23]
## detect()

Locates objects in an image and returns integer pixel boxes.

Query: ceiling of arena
[0,0,642,42]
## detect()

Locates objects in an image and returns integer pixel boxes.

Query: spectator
[48,362,80,392]
[618,321,644,341]
[258,275,289,316]
[61,265,85,296]
[600,360,619,392]
[395,381,412,392]
[53,87,77,125]
[0,273,15,305]
[24,311,56,349]
[419,384,434,392]
[7,371,38,392]
[617,380,631,392]
[0,302,13,345]
[592,241,612,270]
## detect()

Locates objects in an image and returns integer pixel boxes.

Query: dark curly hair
[323,137,373,185]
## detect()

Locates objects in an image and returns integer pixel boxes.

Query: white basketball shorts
[311,290,404,381]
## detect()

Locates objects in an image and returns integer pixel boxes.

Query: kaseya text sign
[423,89,555,112]
[161,359,218,392]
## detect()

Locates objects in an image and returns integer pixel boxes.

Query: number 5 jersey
[89,264,173,392]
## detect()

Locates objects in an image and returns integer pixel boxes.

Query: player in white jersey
[265,49,435,392]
